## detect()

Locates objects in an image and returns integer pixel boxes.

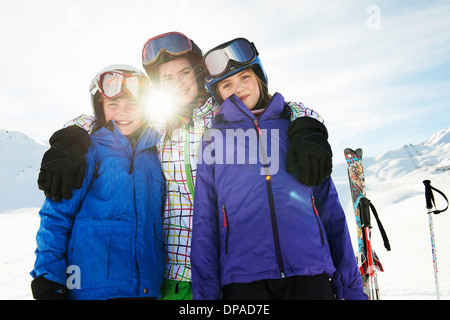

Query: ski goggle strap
[203,38,258,80]
[93,72,148,100]
[142,32,193,67]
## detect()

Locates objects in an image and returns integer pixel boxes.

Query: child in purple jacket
[191,38,366,300]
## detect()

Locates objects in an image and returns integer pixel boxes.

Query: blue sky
[1,0,449,162]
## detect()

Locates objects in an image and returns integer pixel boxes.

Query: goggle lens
[142,32,192,66]
[203,38,256,78]
[99,72,147,99]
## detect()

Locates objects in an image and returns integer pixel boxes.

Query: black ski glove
[31,275,69,300]
[287,117,333,186]
[37,125,90,202]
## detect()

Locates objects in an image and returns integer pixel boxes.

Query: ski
[344,148,391,300]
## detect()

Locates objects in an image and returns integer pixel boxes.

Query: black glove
[287,117,333,186]
[37,125,90,202]
[31,275,69,300]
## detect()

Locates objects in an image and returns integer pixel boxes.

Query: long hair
[147,53,208,142]
[253,68,272,110]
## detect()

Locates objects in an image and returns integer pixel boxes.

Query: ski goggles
[92,71,149,100]
[142,32,193,67]
[203,38,258,81]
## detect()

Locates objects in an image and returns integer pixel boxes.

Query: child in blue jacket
[30,65,165,300]
[191,39,367,300]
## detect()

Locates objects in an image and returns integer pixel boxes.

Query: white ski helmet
[89,64,149,128]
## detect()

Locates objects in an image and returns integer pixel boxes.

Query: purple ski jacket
[191,93,367,300]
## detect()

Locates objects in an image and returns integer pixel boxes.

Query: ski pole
[423,180,449,300]
[359,197,378,300]
[426,206,440,300]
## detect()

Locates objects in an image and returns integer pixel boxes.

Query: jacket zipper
[311,196,325,246]
[129,149,135,174]
[254,119,263,136]
[222,203,230,255]
[230,95,286,278]
[128,128,146,174]
[264,172,285,278]
[92,162,100,181]
[253,113,286,278]
[184,123,196,199]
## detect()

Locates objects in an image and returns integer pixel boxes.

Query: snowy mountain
[332,127,450,300]
[0,127,449,299]
[333,127,450,205]
[0,129,48,213]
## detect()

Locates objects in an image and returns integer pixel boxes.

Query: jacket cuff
[30,263,68,288]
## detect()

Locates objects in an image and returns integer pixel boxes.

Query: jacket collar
[213,92,285,126]
[192,95,217,120]
[92,120,161,152]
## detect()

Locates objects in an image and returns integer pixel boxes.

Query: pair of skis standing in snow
[344,148,390,300]
[345,148,448,300]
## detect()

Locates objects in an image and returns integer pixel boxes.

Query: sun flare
[144,88,178,124]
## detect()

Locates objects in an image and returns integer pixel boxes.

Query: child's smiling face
[157,57,199,107]
[217,68,260,110]
[103,96,142,136]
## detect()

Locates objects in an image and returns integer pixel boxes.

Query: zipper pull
[312,196,319,216]
[254,120,263,136]
[222,203,228,228]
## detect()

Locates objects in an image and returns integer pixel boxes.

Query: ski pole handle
[359,197,371,228]
[423,180,433,210]
[423,180,449,214]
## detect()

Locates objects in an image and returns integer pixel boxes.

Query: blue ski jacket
[191,93,367,300]
[31,122,165,300]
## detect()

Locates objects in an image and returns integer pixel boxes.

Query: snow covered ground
[0,208,40,299]
[0,128,449,300]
